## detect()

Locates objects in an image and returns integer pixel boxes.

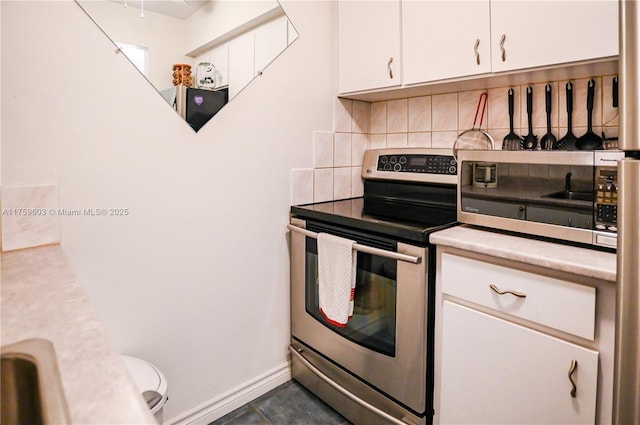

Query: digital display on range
[408,157,428,166]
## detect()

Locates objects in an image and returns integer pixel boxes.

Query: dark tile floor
[209,380,352,425]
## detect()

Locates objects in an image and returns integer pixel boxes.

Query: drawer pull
[568,359,578,397]
[489,283,527,298]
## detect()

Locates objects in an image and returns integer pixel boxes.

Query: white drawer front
[441,253,596,340]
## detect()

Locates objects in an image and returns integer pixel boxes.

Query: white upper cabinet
[339,0,618,93]
[490,0,619,73]
[402,1,491,85]
[338,0,401,94]
[255,16,289,77]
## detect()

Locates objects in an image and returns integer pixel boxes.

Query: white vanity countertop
[430,225,617,282]
[1,244,156,425]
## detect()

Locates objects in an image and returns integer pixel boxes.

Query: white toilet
[122,355,169,424]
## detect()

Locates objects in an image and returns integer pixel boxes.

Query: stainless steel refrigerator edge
[614,1,640,423]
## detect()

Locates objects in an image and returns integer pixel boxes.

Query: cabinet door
[228,32,255,99]
[490,1,618,73]
[440,301,598,424]
[254,16,288,77]
[402,1,491,85]
[338,0,401,94]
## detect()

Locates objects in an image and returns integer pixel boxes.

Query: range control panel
[377,154,457,175]
[363,148,458,185]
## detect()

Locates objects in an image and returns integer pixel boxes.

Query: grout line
[248,404,272,425]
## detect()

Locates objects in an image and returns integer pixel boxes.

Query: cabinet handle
[568,359,578,397]
[474,39,480,65]
[387,57,394,79]
[489,283,526,298]
[499,34,506,62]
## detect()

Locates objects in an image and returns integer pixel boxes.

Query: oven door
[289,217,429,415]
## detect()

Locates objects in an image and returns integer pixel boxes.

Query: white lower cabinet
[440,301,598,424]
[435,250,615,425]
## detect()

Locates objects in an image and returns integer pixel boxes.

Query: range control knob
[394,163,402,172]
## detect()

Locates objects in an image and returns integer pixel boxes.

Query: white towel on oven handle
[318,232,357,327]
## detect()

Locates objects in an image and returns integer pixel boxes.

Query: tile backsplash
[290,74,619,206]
[2,184,61,251]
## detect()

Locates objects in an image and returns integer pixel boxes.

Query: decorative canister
[196,62,217,90]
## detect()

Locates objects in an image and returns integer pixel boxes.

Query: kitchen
[0,1,638,425]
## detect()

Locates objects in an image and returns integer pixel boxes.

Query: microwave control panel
[595,166,618,232]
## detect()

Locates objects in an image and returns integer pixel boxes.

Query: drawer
[440,253,596,340]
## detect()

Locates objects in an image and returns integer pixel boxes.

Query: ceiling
[107,0,209,20]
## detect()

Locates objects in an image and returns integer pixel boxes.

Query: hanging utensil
[502,88,523,150]
[557,82,578,150]
[540,83,557,150]
[453,92,494,160]
[602,76,619,149]
[522,86,538,150]
[576,78,603,150]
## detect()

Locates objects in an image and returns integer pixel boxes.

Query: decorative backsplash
[1,184,60,251]
[290,74,619,206]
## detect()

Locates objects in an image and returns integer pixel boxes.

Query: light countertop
[1,244,156,424]
[430,225,617,282]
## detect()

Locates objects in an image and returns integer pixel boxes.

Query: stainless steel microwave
[457,150,623,249]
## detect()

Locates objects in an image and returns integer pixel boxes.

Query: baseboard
[165,361,291,425]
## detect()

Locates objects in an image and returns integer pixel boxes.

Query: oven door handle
[288,345,414,425]
[286,224,422,264]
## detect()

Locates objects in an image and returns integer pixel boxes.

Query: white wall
[1,0,335,421]
[78,1,192,90]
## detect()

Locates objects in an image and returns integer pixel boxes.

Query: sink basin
[543,191,594,202]
[1,339,70,425]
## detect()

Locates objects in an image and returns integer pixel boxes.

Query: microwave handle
[286,224,422,264]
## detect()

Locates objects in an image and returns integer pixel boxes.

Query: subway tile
[387,99,408,133]
[408,132,431,148]
[408,96,431,132]
[432,93,458,131]
[351,133,369,166]
[313,131,334,168]
[432,131,458,149]
[370,101,387,134]
[386,133,407,148]
[369,134,387,150]
[351,167,364,197]
[488,86,520,132]
[334,133,352,167]
[314,169,334,203]
[334,98,352,133]
[333,167,352,200]
[291,168,314,206]
[352,101,371,134]
[459,90,487,132]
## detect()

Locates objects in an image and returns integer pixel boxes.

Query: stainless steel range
[288,148,458,425]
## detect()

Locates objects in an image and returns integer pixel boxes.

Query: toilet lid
[122,355,167,395]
